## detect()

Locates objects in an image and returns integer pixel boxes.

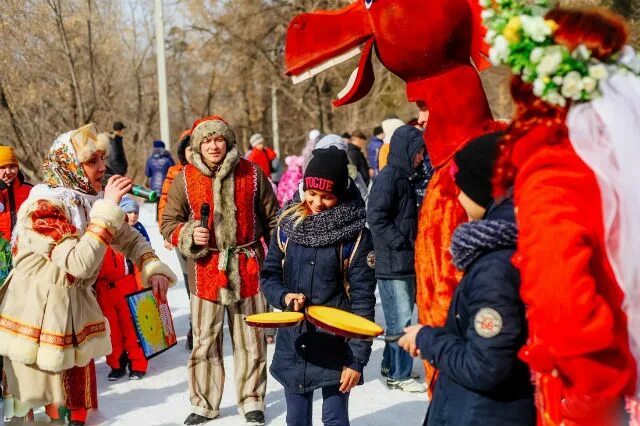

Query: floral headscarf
[23,124,110,235]
[41,124,108,195]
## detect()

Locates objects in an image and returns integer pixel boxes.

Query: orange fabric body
[415,164,465,394]
[95,247,148,372]
[157,163,183,227]
[512,126,636,425]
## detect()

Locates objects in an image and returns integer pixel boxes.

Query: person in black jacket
[399,132,535,426]
[261,146,376,426]
[106,121,128,175]
[347,130,371,186]
[367,125,426,393]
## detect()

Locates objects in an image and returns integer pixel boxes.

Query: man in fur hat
[161,116,278,426]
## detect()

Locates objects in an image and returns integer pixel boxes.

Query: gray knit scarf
[450,219,518,271]
[279,184,366,247]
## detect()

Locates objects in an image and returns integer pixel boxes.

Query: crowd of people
[0,3,639,426]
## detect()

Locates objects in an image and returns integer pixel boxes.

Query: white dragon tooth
[337,67,359,99]
[291,45,362,85]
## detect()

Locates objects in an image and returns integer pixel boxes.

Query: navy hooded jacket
[418,200,535,426]
[367,125,424,279]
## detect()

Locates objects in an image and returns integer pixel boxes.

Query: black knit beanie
[452,132,503,208]
[304,146,349,197]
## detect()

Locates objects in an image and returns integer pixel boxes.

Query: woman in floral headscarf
[0,124,176,424]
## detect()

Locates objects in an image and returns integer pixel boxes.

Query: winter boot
[184,413,215,425]
[129,371,146,380]
[245,410,265,426]
[108,368,126,381]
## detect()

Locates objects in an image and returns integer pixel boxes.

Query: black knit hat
[452,132,503,208]
[304,146,349,196]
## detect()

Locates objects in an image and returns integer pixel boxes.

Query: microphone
[102,174,158,202]
[200,204,210,229]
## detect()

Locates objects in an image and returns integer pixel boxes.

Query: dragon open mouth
[284,3,375,107]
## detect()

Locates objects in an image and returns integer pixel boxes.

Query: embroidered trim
[140,252,159,267]
[0,315,41,341]
[41,321,107,348]
[85,222,114,245]
[0,315,106,348]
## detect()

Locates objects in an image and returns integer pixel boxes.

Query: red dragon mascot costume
[284,0,503,394]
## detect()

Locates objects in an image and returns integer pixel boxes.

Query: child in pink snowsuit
[277,155,304,206]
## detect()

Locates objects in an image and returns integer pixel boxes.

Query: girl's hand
[163,240,175,250]
[398,324,424,358]
[149,274,170,304]
[339,367,361,393]
[283,293,306,311]
[104,175,133,204]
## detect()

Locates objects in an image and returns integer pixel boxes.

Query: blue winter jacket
[261,226,377,394]
[145,148,175,193]
[418,200,535,426]
[367,125,424,279]
[367,136,383,177]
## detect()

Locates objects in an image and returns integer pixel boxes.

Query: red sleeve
[267,148,277,161]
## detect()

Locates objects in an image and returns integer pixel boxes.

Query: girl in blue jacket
[261,146,376,426]
[399,133,535,425]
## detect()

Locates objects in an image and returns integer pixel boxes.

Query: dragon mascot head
[284,0,504,396]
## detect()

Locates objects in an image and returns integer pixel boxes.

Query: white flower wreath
[480,0,640,106]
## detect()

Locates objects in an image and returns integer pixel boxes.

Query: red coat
[247,147,276,179]
[0,177,32,240]
[511,126,636,425]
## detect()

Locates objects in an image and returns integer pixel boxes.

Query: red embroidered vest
[183,160,261,301]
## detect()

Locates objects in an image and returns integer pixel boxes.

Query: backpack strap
[340,230,364,299]
[277,226,289,254]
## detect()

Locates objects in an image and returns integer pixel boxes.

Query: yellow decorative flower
[545,19,559,33]
[136,295,165,349]
[503,16,522,43]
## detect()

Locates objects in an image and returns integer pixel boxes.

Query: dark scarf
[450,219,518,271]
[279,183,366,247]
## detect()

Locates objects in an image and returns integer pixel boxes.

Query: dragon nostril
[364,0,373,10]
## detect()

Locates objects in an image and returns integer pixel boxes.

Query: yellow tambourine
[244,311,305,328]
[306,306,384,340]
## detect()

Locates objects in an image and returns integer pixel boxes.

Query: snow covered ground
[2,203,428,425]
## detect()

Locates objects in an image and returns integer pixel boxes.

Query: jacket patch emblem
[474,307,502,338]
[366,251,376,269]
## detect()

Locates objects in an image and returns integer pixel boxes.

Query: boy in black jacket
[367,125,426,393]
[399,132,535,425]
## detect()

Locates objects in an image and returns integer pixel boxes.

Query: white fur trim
[35,345,71,373]
[2,332,38,366]
[89,199,126,234]
[178,220,209,258]
[141,260,178,288]
[76,132,111,164]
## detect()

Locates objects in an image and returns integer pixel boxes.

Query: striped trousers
[189,293,267,418]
